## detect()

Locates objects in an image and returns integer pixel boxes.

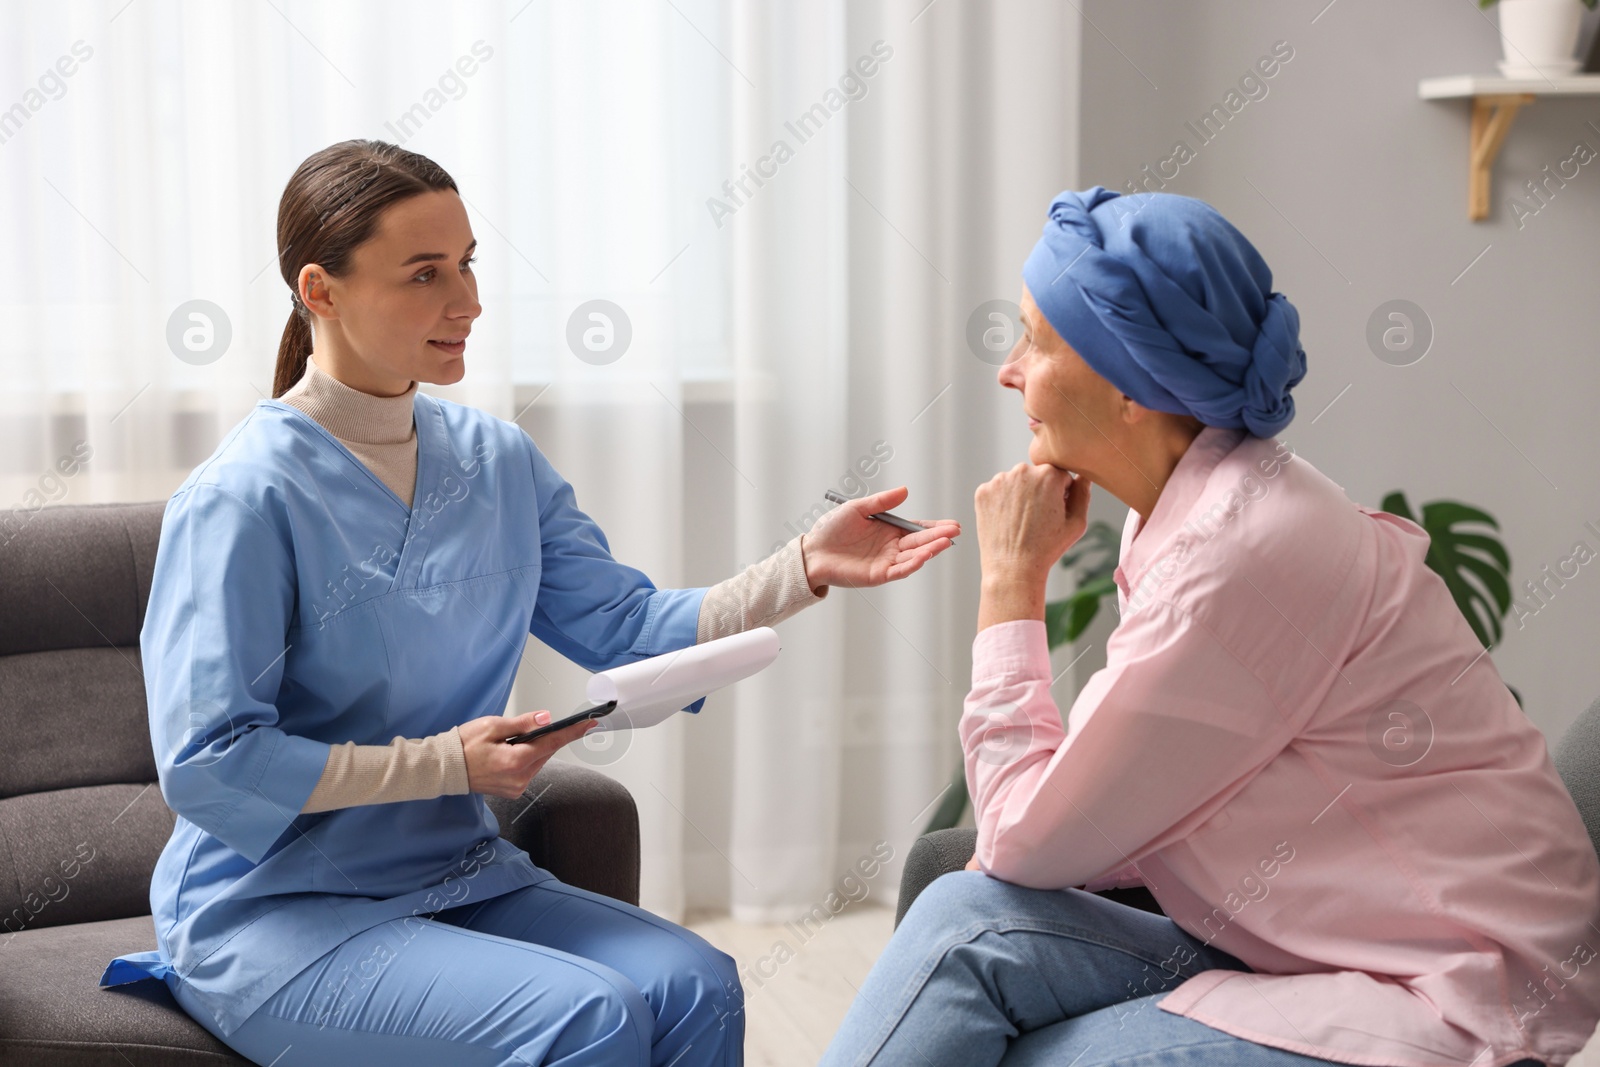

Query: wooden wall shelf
[1419,74,1600,221]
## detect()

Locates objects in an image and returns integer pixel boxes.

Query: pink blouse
[961,425,1600,1067]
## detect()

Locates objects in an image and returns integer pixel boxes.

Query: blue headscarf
[1020,186,1306,438]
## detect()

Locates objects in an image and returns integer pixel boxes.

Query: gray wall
[1072,0,1600,742]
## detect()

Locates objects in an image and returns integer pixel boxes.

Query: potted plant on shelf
[920,491,1519,835]
[1479,0,1597,79]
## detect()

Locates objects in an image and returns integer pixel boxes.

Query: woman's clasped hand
[971,462,1092,633]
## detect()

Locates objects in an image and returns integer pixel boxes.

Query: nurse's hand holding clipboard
[459,711,599,799]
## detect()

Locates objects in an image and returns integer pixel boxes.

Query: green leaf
[1382,491,1514,652]
[1449,531,1510,573]
[1067,590,1103,642]
[1379,490,1416,523]
[1044,597,1075,648]
[1058,520,1120,583]
[1045,578,1118,652]
[1420,500,1498,531]
[1047,521,1123,650]
[1454,550,1512,621]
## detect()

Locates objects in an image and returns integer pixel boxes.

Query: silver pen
[823,489,926,533]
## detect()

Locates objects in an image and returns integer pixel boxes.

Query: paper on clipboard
[585,626,781,730]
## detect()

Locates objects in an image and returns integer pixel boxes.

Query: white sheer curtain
[2,0,1079,923]
[715,0,1082,922]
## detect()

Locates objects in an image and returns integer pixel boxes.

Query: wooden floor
[686,903,895,1065]
[688,904,1600,1066]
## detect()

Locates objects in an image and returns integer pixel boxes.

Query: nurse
[819,187,1600,1066]
[97,138,960,1067]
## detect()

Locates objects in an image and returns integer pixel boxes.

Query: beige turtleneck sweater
[280,356,826,812]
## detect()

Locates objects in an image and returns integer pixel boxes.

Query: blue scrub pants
[165,877,743,1066]
[817,871,1546,1067]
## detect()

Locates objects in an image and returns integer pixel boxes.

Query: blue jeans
[164,877,743,1066]
[819,870,1546,1067]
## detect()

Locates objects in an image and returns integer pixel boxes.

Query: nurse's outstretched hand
[801,486,961,589]
[459,710,599,799]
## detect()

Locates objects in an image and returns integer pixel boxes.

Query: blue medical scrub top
[97,392,709,1037]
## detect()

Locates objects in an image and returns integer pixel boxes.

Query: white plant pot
[1496,0,1585,78]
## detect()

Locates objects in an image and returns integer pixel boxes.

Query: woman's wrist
[977,570,1047,632]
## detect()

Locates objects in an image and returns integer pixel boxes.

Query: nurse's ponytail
[276,305,314,397]
[272,140,459,398]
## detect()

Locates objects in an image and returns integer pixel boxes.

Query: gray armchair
[1553,695,1600,863]
[895,827,1163,929]
[0,502,642,1066]
[897,697,1600,929]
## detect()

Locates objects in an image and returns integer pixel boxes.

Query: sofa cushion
[0,647,155,799]
[0,783,173,932]
[0,501,161,658]
[0,915,248,1065]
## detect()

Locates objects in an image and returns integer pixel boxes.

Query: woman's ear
[299,264,337,320]
[1118,393,1149,425]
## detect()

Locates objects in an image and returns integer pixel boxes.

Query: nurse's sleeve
[696,534,827,643]
[143,484,331,864]
[524,435,708,675]
[960,606,1294,891]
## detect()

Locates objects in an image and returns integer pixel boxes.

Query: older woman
[819,187,1600,1066]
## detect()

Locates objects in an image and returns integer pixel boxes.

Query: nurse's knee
[650,931,745,1034]
[521,969,653,1065]
[692,946,746,1046]
[706,943,744,1026]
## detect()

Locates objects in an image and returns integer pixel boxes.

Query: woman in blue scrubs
[98,139,960,1066]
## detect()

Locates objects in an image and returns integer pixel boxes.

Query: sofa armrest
[486,760,640,906]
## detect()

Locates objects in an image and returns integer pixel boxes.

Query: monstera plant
[921,492,1517,835]
[1378,493,1516,654]
[1043,519,1122,649]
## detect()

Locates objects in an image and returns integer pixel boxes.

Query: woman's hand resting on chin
[459,710,599,799]
[799,486,961,591]
[973,463,1091,631]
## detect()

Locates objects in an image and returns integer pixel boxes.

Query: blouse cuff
[970,618,1052,687]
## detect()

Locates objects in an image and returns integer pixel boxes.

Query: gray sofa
[897,698,1600,927]
[0,502,643,1066]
